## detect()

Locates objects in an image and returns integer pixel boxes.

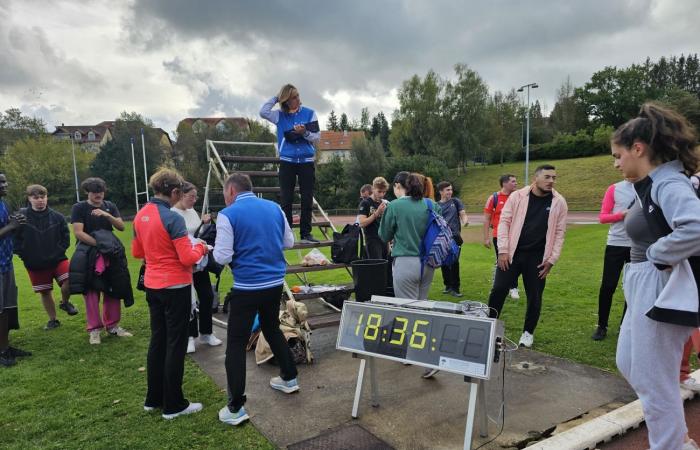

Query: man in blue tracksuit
[214,173,299,426]
[260,84,321,243]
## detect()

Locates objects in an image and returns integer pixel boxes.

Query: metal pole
[140,128,149,201]
[525,86,531,185]
[130,138,139,212]
[70,137,80,202]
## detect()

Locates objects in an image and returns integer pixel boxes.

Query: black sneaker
[59,301,79,316]
[0,350,16,367]
[421,368,439,379]
[450,290,463,298]
[301,234,319,244]
[591,326,607,341]
[8,346,32,358]
[442,288,452,294]
[44,319,61,330]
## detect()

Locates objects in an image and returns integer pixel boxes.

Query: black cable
[473,347,507,450]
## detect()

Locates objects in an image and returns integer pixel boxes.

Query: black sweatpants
[226,285,298,412]
[145,286,191,414]
[488,250,546,334]
[493,237,518,290]
[188,270,214,337]
[440,241,462,292]
[279,161,315,237]
[597,245,631,328]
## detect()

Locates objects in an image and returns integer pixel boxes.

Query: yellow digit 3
[389,317,408,345]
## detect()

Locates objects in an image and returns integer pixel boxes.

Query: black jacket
[68,231,134,307]
[14,207,69,270]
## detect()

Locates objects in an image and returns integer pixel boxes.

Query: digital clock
[336,302,503,379]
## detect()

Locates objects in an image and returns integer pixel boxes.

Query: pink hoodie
[497,185,568,265]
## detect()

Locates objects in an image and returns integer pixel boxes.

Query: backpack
[420,199,460,269]
[331,224,362,264]
[491,192,499,211]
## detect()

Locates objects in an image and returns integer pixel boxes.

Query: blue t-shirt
[0,200,14,273]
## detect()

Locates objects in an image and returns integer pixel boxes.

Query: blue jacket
[260,96,320,163]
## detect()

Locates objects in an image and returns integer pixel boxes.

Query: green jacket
[378,196,440,257]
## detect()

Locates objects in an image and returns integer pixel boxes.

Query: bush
[384,155,449,200]
[516,126,611,161]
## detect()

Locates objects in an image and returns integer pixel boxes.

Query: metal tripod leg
[351,356,380,418]
[464,380,479,450]
[351,357,366,418]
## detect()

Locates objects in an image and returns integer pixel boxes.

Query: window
[74,131,81,140]
[216,120,229,132]
[88,131,96,141]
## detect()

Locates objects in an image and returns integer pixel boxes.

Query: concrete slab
[191,328,635,450]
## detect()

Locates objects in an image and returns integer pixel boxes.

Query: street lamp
[517,82,538,184]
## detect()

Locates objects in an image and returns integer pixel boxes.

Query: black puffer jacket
[14,207,69,270]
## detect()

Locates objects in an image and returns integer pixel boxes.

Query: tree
[370,115,381,138]
[359,107,370,132]
[550,77,589,135]
[326,110,339,131]
[314,156,348,209]
[660,88,700,130]
[0,108,46,153]
[2,136,94,209]
[339,113,350,131]
[378,112,391,156]
[482,90,522,164]
[347,136,386,198]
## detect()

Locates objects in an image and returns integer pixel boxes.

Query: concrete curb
[529,369,700,450]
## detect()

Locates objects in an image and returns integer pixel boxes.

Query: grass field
[2,220,638,448]
[455,154,623,212]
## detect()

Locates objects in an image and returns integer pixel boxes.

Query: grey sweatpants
[392,256,435,300]
[616,261,694,450]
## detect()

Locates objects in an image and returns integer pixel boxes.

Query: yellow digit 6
[389,317,408,345]
[363,313,382,341]
[409,320,430,349]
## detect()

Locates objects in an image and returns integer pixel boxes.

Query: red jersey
[483,192,511,237]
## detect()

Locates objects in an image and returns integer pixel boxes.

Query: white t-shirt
[171,207,201,236]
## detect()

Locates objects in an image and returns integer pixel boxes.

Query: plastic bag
[301,248,330,266]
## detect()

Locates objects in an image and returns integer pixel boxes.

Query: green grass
[0,223,273,450]
[1,220,652,448]
[455,154,623,212]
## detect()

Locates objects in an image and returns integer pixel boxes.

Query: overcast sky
[1,0,698,137]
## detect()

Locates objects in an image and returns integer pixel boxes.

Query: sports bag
[331,224,362,264]
[420,199,460,268]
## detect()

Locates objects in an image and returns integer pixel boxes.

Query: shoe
[449,290,463,298]
[8,346,32,358]
[162,402,203,420]
[591,326,607,341]
[509,288,520,300]
[219,406,249,426]
[187,337,196,354]
[107,326,133,337]
[44,319,61,330]
[683,439,700,450]
[199,333,223,346]
[0,349,16,367]
[59,301,79,316]
[422,368,440,379]
[300,234,319,244]
[519,331,534,348]
[89,330,101,345]
[681,377,700,393]
[442,288,452,294]
[144,405,157,412]
[270,376,300,394]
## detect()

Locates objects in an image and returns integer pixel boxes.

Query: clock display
[337,302,502,379]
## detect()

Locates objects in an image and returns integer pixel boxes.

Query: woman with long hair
[613,102,700,450]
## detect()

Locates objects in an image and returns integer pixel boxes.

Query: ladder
[202,139,354,311]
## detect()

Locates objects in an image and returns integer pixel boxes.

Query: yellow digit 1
[409,320,430,349]
[389,317,409,345]
[363,313,382,340]
[355,313,364,336]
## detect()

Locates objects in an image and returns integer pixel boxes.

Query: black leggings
[279,161,315,237]
[596,245,630,328]
[188,271,214,337]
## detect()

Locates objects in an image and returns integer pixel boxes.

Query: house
[51,121,173,153]
[178,117,250,134]
[316,130,365,163]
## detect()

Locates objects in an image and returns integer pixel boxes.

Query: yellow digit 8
[409,320,430,349]
[363,313,382,340]
[389,317,408,345]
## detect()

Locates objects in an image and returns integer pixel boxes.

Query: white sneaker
[162,402,203,420]
[681,377,700,392]
[199,333,222,346]
[509,288,520,300]
[219,405,249,426]
[107,326,133,337]
[269,376,299,394]
[187,337,196,354]
[519,331,534,348]
[89,330,101,345]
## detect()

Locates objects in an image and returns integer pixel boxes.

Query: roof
[53,122,172,145]
[317,131,365,151]
[179,117,250,130]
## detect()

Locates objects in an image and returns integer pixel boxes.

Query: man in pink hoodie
[487,164,568,348]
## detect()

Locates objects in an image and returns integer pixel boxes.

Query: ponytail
[612,102,699,175]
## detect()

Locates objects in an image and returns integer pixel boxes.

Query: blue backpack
[420,199,460,269]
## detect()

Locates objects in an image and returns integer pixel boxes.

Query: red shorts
[27,260,70,293]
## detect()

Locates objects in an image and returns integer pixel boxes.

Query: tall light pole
[517,82,538,184]
[70,136,80,202]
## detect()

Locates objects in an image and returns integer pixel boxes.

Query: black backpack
[331,224,362,264]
